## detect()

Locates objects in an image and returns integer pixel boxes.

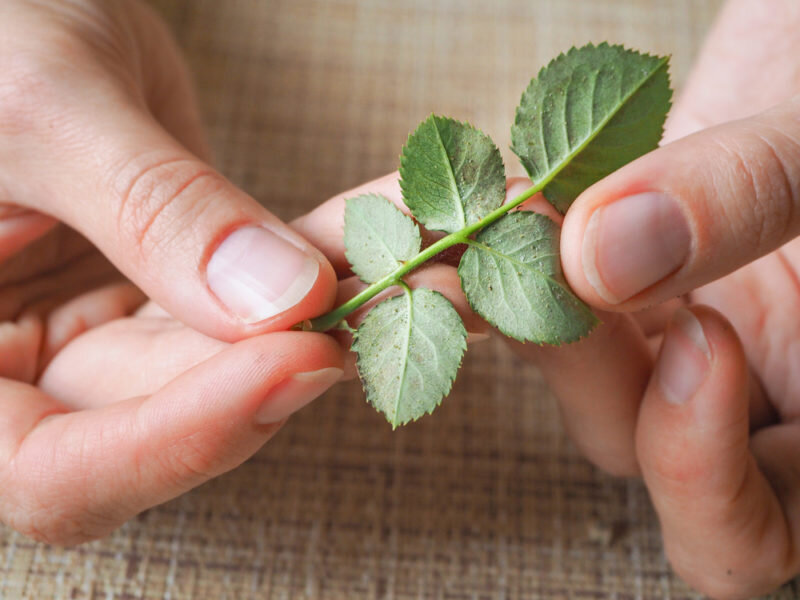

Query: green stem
[306,181,542,332]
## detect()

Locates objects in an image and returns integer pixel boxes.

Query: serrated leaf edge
[352,287,468,428]
[399,114,507,230]
[511,43,672,212]
[457,214,600,345]
[343,193,422,284]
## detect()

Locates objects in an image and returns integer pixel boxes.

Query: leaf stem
[306,181,543,332]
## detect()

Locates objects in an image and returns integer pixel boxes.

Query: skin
[298,1,800,597]
[3,1,799,598]
[0,0,486,546]
[0,0,352,546]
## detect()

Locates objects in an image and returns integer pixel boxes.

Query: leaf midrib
[391,287,414,429]
[532,57,668,190]
[431,117,467,230]
[310,51,666,335]
[351,204,416,279]
[467,239,564,290]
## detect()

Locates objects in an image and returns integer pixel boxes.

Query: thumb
[561,97,800,310]
[7,95,336,341]
[636,306,796,598]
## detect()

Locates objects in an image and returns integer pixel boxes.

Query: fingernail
[207,226,319,323]
[657,308,710,405]
[255,367,342,424]
[582,193,691,304]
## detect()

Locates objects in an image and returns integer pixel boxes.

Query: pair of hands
[0,0,798,597]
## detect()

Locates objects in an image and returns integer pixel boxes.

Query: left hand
[0,0,343,546]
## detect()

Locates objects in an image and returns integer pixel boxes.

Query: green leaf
[511,43,671,214]
[352,287,467,428]
[400,115,506,233]
[344,194,422,283]
[458,211,598,344]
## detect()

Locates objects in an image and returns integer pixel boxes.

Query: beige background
[2,0,797,598]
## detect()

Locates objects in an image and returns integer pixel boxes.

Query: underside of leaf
[307,42,673,428]
[344,194,422,283]
[511,43,671,214]
[400,115,506,233]
[352,287,467,428]
[458,211,598,344]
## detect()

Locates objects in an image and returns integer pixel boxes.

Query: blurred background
[162,0,721,222]
[6,0,798,598]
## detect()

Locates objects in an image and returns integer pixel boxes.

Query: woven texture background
[1,0,796,598]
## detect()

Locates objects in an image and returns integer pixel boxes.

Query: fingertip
[637,305,751,505]
[254,365,342,424]
[117,330,345,500]
[565,103,800,315]
[637,305,796,599]
[560,190,616,308]
[293,249,339,319]
[689,305,750,401]
[561,181,692,313]
[204,224,338,338]
[656,306,748,424]
[545,183,635,311]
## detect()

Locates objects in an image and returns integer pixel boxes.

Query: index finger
[0,331,343,545]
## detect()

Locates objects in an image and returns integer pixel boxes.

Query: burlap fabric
[2,0,797,598]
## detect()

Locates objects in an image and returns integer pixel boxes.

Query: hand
[0,0,343,545]
[512,0,800,597]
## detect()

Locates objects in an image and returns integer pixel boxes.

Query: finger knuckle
[0,6,138,138]
[663,522,791,600]
[678,573,748,600]
[113,155,224,261]
[12,510,96,547]
[668,559,762,600]
[712,124,800,253]
[3,482,115,546]
[643,433,709,493]
[0,430,124,546]
[153,432,223,488]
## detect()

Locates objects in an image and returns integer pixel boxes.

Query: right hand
[514,1,800,597]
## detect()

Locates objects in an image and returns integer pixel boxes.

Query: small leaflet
[344,194,422,283]
[400,115,506,233]
[511,43,671,213]
[352,287,467,428]
[458,211,598,344]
